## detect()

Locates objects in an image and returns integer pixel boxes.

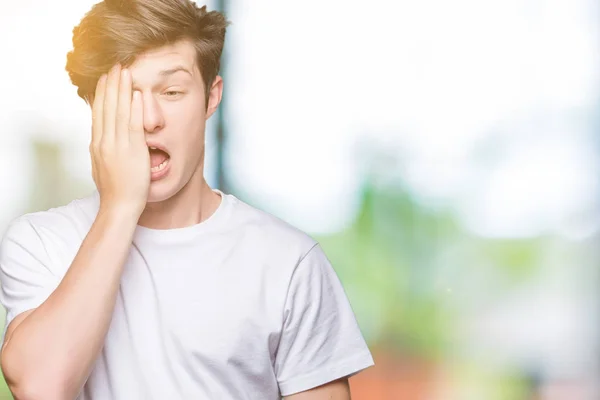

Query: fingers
[102,64,122,145]
[116,68,132,144]
[129,90,144,143]
[91,74,107,147]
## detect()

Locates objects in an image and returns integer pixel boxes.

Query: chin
[146,177,183,203]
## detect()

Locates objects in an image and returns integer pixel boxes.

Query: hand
[90,64,150,217]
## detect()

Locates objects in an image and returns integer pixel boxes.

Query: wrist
[97,202,143,227]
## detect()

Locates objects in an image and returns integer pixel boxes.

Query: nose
[142,93,165,134]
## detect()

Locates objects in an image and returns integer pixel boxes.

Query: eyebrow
[159,66,193,78]
[131,66,193,90]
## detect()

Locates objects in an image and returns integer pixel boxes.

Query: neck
[137,169,222,230]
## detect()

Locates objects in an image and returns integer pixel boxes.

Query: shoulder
[3,191,99,240]
[226,194,319,258]
[1,192,99,266]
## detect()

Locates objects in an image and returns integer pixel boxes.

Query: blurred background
[1,0,599,399]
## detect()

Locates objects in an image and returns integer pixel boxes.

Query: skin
[0,39,350,399]
[285,378,351,399]
[124,40,223,229]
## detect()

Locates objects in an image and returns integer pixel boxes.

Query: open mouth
[149,146,170,173]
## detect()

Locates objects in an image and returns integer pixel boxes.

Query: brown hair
[65,0,229,104]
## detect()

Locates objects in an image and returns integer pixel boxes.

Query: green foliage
[477,240,543,282]
[316,180,544,359]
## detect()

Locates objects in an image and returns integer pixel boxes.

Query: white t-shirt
[0,189,374,399]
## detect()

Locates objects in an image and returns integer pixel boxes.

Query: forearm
[2,207,138,399]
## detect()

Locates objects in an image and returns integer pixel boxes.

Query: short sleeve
[0,217,60,341]
[274,244,374,396]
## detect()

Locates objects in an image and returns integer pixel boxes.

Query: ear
[205,75,223,120]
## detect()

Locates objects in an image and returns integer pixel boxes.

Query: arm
[1,208,139,400]
[284,378,351,400]
[274,245,373,398]
[1,64,150,400]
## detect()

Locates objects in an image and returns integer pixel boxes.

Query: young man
[0,1,373,399]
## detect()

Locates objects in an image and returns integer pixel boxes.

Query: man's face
[123,39,221,203]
